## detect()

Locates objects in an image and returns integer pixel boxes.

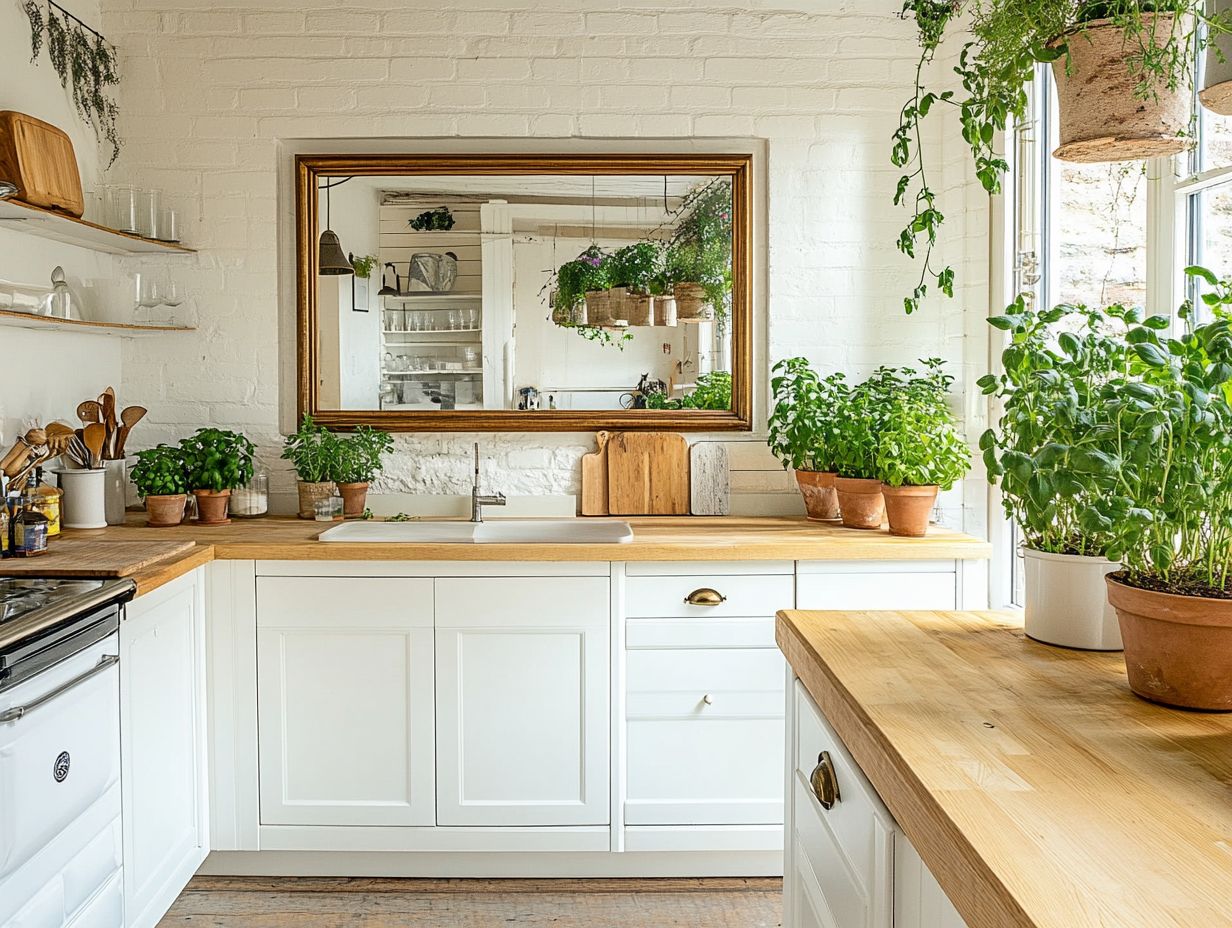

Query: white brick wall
[87,0,983,521]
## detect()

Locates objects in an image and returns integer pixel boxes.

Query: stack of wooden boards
[581,431,729,516]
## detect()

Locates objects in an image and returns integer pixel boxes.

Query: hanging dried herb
[24,1,122,166]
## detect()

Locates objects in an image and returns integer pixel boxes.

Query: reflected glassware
[314,495,343,522]
[466,308,479,329]
[448,310,461,330]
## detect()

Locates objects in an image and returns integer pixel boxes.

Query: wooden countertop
[57,515,989,590]
[776,609,1232,928]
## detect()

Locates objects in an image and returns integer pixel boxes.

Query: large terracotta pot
[145,493,187,528]
[1107,575,1232,710]
[297,480,337,519]
[833,477,885,530]
[192,489,230,525]
[1025,549,1121,650]
[880,484,937,538]
[337,481,369,518]
[1051,14,1193,163]
[794,470,840,522]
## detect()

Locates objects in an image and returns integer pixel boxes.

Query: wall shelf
[383,293,481,303]
[0,309,195,338]
[0,199,196,256]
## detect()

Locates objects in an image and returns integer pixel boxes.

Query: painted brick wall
[97,0,985,520]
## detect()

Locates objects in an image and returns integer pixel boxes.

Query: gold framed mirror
[296,153,752,431]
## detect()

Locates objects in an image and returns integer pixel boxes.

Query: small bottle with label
[0,500,9,558]
[13,489,49,557]
[31,468,62,537]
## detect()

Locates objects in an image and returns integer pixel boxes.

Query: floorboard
[158,877,783,927]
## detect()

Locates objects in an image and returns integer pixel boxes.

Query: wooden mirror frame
[296,153,753,432]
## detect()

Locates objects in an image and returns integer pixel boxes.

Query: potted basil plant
[1099,266,1232,710]
[282,414,340,519]
[130,444,189,528]
[978,297,1143,650]
[877,360,970,537]
[768,358,847,522]
[177,428,255,525]
[333,426,394,518]
[831,368,901,529]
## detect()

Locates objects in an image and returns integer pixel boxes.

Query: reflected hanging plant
[24,0,122,166]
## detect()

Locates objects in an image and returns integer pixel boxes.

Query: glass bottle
[0,499,9,558]
[13,489,49,557]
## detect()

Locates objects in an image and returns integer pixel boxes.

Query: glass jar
[313,494,343,522]
[13,490,49,557]
[231,469,269,518]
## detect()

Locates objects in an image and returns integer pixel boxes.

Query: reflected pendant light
[318,178,354,275]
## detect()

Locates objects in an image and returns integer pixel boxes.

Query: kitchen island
[777,608,1232,928]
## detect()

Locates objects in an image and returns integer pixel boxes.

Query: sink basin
[318,519,633,545]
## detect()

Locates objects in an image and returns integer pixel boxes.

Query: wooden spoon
[77,400,101,425]
[82,423,107,469]
[114,406,147,459]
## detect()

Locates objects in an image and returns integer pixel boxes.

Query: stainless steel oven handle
[0,654,119,723]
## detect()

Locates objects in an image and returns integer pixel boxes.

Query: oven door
[0,634,120,883]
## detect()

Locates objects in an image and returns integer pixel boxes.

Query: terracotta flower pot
[297,480,337,519]
[192,489,231,525]
[337,481,370,518]
[145,493,187,528]
[1051,13,1192,163]
[880,484,937,538]
[1107,575,1232,711]
[833,477,885,530]
[794,470,840,522]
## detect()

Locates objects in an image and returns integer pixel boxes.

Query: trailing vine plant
[23,0,121,166]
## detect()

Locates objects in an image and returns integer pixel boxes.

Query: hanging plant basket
[584,290,611,327]
[626,292,654,326]
[654,295,678,327]
[1203,0,1232,114]
[674,282,715,323]
[1051,13,1193,163]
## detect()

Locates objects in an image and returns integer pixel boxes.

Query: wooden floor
[159,877,784,927]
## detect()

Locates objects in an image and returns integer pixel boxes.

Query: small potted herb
[177,428,255,525]
[665,180,733,324]
[410,206,455,231]
[876,360,970,537]
[281,414,340,519]
[130,444,189,527]
[350,254,378,278]
[609,241,663,325]
[333,426,394,518]
[767,358,847,522]
[831,369,900,529]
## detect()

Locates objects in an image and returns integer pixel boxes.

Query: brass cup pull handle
[809,752,840,810]
[684,588,726,606]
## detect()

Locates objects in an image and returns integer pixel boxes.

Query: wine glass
[133,273,161,324]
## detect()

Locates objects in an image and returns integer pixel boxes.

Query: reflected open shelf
[381,369,482,377]
[383,293,481,303]
[0,309,195,338]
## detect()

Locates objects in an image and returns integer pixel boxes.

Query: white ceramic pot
[1023,548,1122,650]
[57,468,107,530]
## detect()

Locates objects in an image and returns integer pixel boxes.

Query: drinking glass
[110,185,140,234]
[447,310,461,330]
[467,308,479,329]
[133,273,161,324]
[157,205,180,242]
[137,188,161,238]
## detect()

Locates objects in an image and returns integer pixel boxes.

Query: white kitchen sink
[317,518,634,544]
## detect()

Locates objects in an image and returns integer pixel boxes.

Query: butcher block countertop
[49,516,990,596]
[776,609,1232,928]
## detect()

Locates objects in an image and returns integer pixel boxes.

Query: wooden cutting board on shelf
[580,430,611,516]
[0,540,196,577]
[607,432,690,516]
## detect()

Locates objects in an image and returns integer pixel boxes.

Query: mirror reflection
[314,173,735,414]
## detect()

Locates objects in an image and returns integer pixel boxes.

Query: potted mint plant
[130,444,189,527]
[978,297,1139,650]
[282,414,340,519]
[768,358,847,522]
[333,426,394,518]
[877,360,970,537]
[178,428,254,525]
[831,368,900,529]
[1098,266,1232,709]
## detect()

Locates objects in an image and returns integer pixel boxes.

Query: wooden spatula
[82,422,106,469]
[114,406,147,458]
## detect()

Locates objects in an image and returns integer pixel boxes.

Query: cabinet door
[121,569,208,928]
[795,562,957,611]
[434,577,610,826]
[894,833,969,928]
[256,577,435,826]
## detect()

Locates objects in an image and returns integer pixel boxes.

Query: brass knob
[684,588,726,606]
[809,752,840,810]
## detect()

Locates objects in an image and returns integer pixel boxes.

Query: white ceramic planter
[57,468,107,530]
[1023,548,1122,650]
[103,459,128,526]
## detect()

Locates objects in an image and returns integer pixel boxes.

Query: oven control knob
[53,751,70,783]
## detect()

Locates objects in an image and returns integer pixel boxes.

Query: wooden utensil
[580,430,611,516]
[607,432,690,516]
[82,422,106,468]
[99,392,117,458]
[114,406,147,459]
[76,400,101,425]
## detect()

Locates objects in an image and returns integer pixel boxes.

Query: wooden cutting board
[0,540,196,577]
[580,430,611,516]
[690,442,730,516]
[0,111,84,216]
[607,432,690,515]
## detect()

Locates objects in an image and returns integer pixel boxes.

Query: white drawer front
[626,616,776,650]
[796,572,955,611]
[793,680,892,907]
[628,647,784,699]
[256,576,434,628]
[627,574,794,619]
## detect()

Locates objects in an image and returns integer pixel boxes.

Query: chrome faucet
[470,443,506,523]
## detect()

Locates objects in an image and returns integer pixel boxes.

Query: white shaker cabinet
[119,569,208,928]
[795,561,959,611]
[785,679,967,928]
[434,576,610,826]
[255,577,436,827]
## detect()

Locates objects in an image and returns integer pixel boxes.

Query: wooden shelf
[0,309,195,337]
[0,199,196,256]
[383,292,480,303]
